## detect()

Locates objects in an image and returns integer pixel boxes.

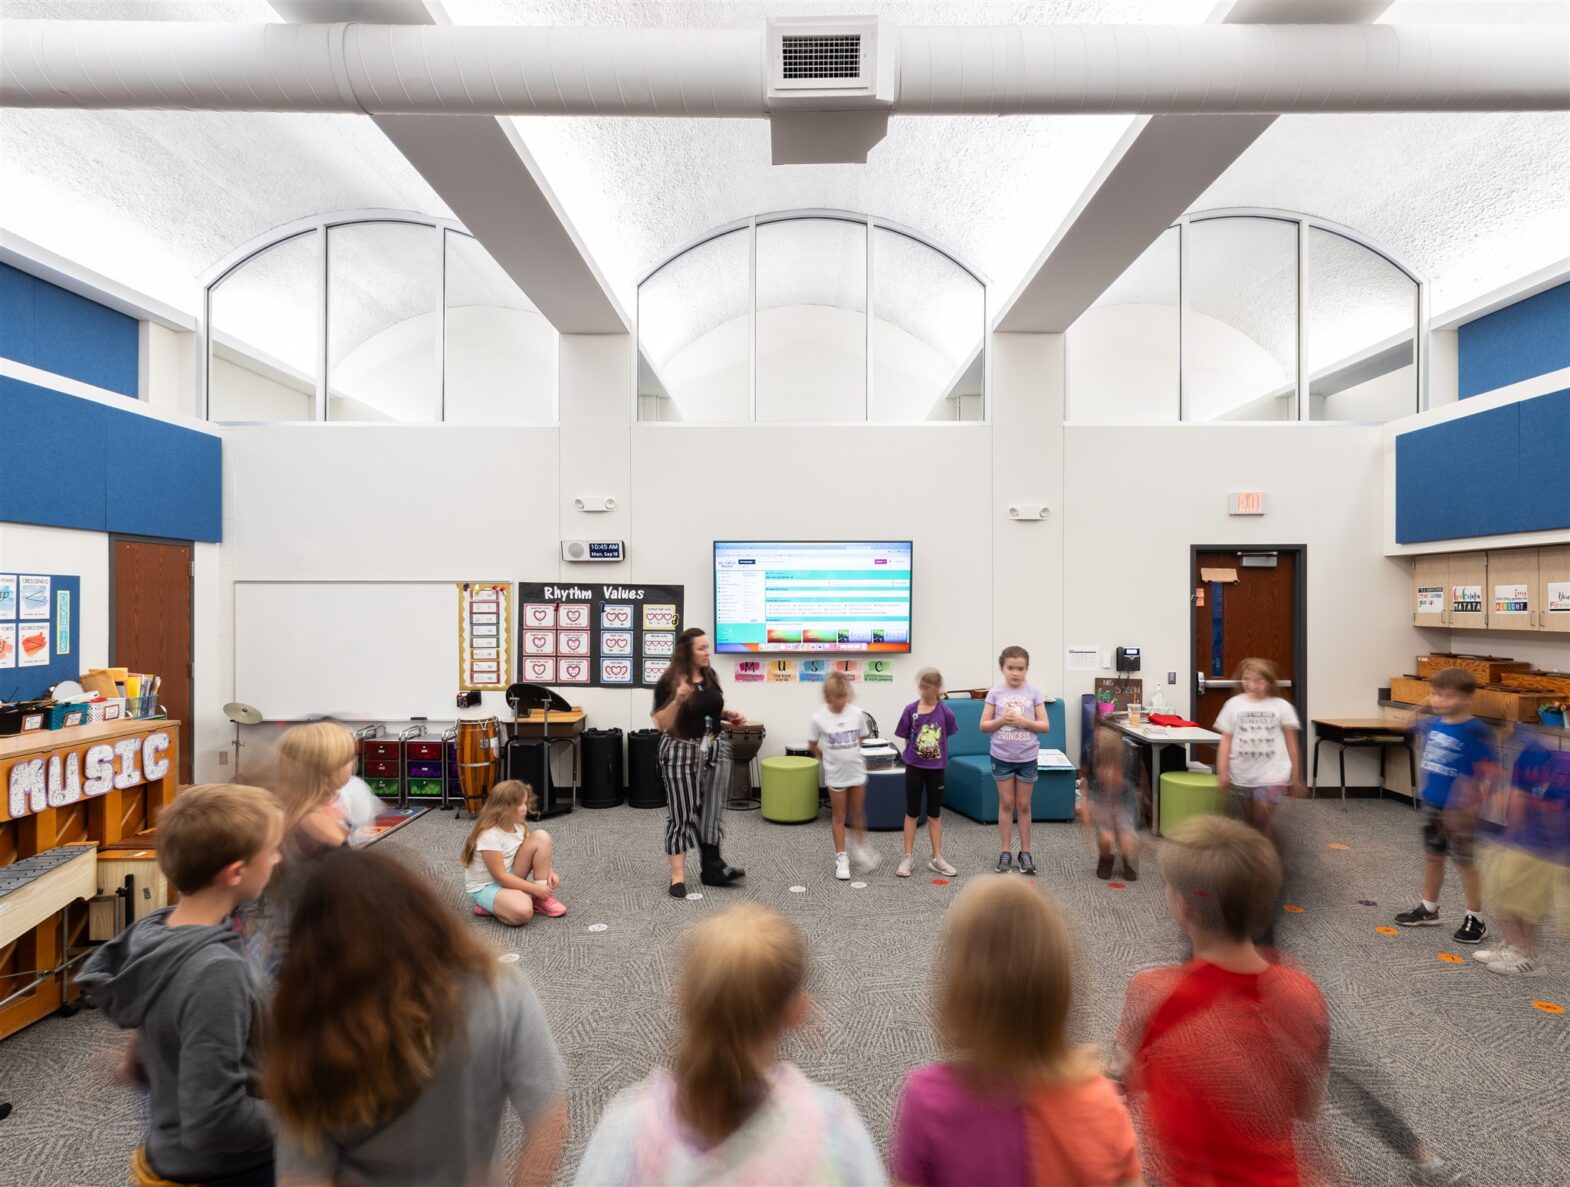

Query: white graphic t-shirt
[465,823,526,893]
[809,706,870,789]
[1214,695,1301,787]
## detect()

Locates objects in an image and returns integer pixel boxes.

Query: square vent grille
[781,33,862,81]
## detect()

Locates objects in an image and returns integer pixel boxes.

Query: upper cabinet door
[1448,552,1489,630]
[1413,554,1449,627]
[1540,545,1570,635]
[1487,549,1538,631]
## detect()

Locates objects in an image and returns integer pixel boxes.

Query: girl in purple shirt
[893,668,960,879]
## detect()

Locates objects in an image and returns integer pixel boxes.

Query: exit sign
[1228,491,1267,516]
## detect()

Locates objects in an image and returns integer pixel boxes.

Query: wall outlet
[1168,672,1177,684]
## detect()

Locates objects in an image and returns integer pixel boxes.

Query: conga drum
[723,722,765,810]
[455,717,500,814]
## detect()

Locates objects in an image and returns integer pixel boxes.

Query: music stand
[505,684,575,818]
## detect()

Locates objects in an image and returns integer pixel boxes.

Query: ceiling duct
[765,16,895,164]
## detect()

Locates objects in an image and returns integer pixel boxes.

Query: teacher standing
[650,627,746,898]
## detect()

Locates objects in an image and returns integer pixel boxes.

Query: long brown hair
[265,848,496,1146]
[674,903,806,1146]
[460,780,533,868]
[274,720,355,835]
[936,878,1094,1092]
[670,627,721,690]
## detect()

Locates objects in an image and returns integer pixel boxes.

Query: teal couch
[944,697,1076,824]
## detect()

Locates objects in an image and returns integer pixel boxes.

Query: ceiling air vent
[781,33,862,82]
[767,17,890,97]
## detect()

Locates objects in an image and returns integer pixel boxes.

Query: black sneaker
[1017,851,1036,876]
[1121,857,1138,882]
[1453,914,1487,945]
[995,851,1012,874]
[1096,854,1115,879]
[1395,904,1440,927]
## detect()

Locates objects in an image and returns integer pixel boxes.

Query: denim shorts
[990,758,1039,784]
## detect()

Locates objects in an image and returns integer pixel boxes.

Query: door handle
[1203,679,1293,690]
[1197,672,1207,695]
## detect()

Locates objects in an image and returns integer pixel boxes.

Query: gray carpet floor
[3,797,1566,1186]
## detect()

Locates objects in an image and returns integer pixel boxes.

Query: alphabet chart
[516,582,685,688]
[458,582,513,690]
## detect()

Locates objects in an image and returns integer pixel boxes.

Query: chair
[944,698,1075,823]
[760,756,821,824]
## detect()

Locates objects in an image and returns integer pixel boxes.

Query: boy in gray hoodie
[80,784,283,1187]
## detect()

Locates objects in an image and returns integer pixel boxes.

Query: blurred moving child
[269,849,567,1187]
[980,646,1050,875]
[461,779,566,924]
[1476,732,1569,975]
[1081,717,1141,881]
[575,903,884,1186]
[1116,816,1332,1186]
[1213,658,1304,840]
[274,720,355,858]
[809,671,876,880]
[81,785,283,1187]
[890,878,1141,1187]
[893,667,960,878]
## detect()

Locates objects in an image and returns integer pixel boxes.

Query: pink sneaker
[472,904,493,917]
[535,894,567,918]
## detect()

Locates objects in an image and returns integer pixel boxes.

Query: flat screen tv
[714,541,912,654]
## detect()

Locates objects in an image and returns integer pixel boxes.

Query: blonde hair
[1160,815,1282,940]
[460,780,534,867]
[157,784,282,894]
[674,904,807,1146]
[275,721,356,835]
[917,667,944,693]
[936,878,1093,1091]
[823,671,852,700]
[1233,657,1280,697]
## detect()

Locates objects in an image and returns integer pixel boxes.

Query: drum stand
[528,696,578,821]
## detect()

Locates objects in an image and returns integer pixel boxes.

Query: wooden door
[1447,552,1488,629]
[1412,553,1447,627]
[1540,544,1570,634]
[113,539,193,785]
[1193,550,1300,762]
[1487,548,1537,631]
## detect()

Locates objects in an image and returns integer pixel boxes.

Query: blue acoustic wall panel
[1458,282,1570,399]
[1396,390,1570,543]
[0,263,140,398]
[0,376,221,542]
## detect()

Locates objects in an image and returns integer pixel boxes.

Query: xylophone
[1,843,98,1017]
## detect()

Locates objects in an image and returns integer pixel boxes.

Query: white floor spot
[497,952,521,964]
[851,881,868,889]
[587,923,609,933]
[789,885,807,893]
[685,892,704,900]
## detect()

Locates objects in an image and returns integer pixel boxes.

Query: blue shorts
[468,882,504,912]
[991,758,1039,784]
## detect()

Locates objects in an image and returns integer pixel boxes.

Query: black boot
[699,842,745,886]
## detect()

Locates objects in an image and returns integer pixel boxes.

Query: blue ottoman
[865,766,925,830]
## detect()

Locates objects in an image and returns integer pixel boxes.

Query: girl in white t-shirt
[809,672,875,882]
[460,780,566,925]
[1214,657,1304,840]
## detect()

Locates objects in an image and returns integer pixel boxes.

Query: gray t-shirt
[276,970,564,1186]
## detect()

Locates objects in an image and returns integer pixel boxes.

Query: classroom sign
[516,582,684,688]
[458,582,512,691]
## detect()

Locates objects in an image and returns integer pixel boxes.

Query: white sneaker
[896,854,914,877]
[1473,944,1514,964]
[835,852,851,880]
[852,841,882,874]
[928,856,958,877]
[1487,950,1544,976]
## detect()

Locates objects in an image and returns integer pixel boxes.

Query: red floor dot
[1328,843,1350,850]
[931,878,949,886]
[1375,926,1400,935]
[1437,953,1465,964]
[1108,882,1127,889]
[1282,905,1305,913]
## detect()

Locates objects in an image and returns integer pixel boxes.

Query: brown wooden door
[1193,550,1300,763]
[113,538,193,785]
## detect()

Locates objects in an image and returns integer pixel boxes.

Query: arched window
[1066,210,1423,423]
[636,211,986,423]
[203,211,557,424]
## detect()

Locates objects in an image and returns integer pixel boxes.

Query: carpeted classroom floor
[4,796,1566,1186]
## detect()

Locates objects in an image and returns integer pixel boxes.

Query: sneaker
[1472,944,1514,964]
[1018,851,1037,877]
[852,841,882,875]
[995,851,1013,874]
[835,852,851,881]
[1486,949,1543,976]
[1394,904,1441,927]
[534,894,567,918]
[1453,914,1487,945]
[1095,854,1115,880]
[928,856,958,877]
[896,854,914,878]
[1121,857,1139,882]
[472,904,493,917]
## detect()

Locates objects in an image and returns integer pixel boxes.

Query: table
[1106,718,1222,836]
[1311,717,1417,808]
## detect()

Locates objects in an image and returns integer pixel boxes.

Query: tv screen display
[714,541,912,653]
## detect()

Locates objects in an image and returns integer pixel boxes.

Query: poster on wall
[735,659,765,683]
[458,582,513,691]
[1451,585,1483,614]
[1493,584,1530,614]
[799,658,829,684]
[1549,582,1570,614]
[1415,587,1444,615]
[17,621,50,667]
[18,575,49,619]
[55,590,71,654]
[0,623,14,668]
[864,659,895,683]
[1094,677,1143,712]
[0,575,15,618]
[516,582,685,689]
[767,659,796,683]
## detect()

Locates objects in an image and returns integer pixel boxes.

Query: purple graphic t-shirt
[897,701,958,770]
[986,683,1046,763]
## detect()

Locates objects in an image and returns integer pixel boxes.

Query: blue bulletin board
[0,572,82,703]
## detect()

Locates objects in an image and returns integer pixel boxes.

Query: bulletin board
[0,571,81,703]
[516,582,684,689]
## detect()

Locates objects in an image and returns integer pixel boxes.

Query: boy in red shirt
[1116,815,1334,1186]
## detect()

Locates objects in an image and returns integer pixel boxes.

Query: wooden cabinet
[1541,545,1570,634]
[1412,544,1570,632]
[1487,548,1537,631]
[1448,552,1488,629]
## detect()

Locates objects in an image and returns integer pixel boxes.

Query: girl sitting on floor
[461,780,565,924]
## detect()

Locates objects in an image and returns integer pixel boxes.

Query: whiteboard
[235,582,464,721]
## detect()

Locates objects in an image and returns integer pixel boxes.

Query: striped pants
[660,732,730,856]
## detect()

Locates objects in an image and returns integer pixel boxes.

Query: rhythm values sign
[517,582,684,688]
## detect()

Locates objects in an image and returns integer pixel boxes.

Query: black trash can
[627,728,667,809]
[581,728,625,808]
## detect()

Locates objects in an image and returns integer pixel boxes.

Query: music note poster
[516,582,685,688]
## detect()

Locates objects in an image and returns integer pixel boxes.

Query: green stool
[761,756,820,823]
[1158,771,1229,835]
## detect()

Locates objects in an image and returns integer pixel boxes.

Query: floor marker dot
[1437,953,1465,964]
[497,952,521,964]
[1531,1001,1564,1015]
[931,878,949,886]
[1283,905,1305,913]
[587,923,608,933]
[789,885,807,893]
[1108,882,1127,890]
[685,892,704,901]
[1357,900,1378,907]
[850,881,868,889]
[1328,843,1351,850]
[1375,926,1400,935]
